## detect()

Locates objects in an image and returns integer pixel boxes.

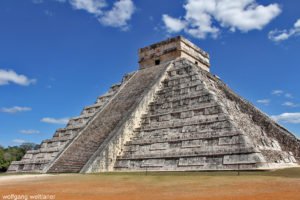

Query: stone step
[124,139,247,153]
[144,113,227,126]
[141,115,231,131]
[67,118,89,128]
[141,102,220,119]
[96,93,114,103]
[152,89,210,104]
[136,126,236,138]
[157,80,204,94]
[167,70,195,78]
[27,147,61,154]
[83,102,106,110]
[42,136,73,143]
[53,128,79,138]
[117,146,258,160]
[59,124,85,131]
[10,159,51,165]
[148,96,215,113]
[70,113,95,120]
[125,131,242,146]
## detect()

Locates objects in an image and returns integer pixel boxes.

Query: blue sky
[0,0,299,147]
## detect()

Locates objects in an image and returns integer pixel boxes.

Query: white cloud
[282,102,299,108]
[41,117,69,125]
[271,90,294,98]
[257,99,270,106]
[58,0,135,29]
[98,0,135,30]
[269,19,300,42]
[20,130,40,135]
[0,69,36,86]
[44,10,54,17]
[285,93,293,99]
[162,0,281,39]
[69,0,107,15]
[12,139,27,144]
[0,106,32,114]
[271,90,284,96]
[55,0,67,2]
[32,0,43,4]
[33,0,66,4]
[162,15,186,33]
[271,113,300,124]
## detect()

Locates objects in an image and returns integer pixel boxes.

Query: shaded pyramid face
[8,37,299,173]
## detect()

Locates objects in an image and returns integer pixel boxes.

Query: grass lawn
[0,168,300,200]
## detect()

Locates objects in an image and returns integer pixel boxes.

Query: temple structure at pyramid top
[8,36,300,173]
[139,36,210,71]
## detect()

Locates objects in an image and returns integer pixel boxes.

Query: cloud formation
[69,0,107,15]
[12,139,27,144]
[257,99,270,106]
[162,0,281,39]
[269,19,300,42]
[60,0,135,30]
[41,117,69,125]
[0,69,36,86]
[282,102,299,108]
[98,0,135,30]
[271,90,284,96]
[32,0,43,4]
[271,113,300,124]
[162,15,186,33]
[0,106,32,114]
[20,129,40,135]
[285,93,293,99]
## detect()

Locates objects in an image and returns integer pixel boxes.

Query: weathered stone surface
[7,72,134,173]
[139,36,210,71]
[47,63,169,173]
[114,58,299,171]
[8,36,299,173]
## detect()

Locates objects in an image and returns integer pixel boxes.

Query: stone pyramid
[8,36,300,173]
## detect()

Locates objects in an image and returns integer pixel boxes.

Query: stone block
[223,153,265,165]
[178,157,206,166]
[150,143,169,150]
[141,159,165,167]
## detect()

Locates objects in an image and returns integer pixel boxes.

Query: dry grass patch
[0,168,300,200]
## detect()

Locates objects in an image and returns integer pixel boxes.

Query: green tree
[0,148,5,171]
[20,143,39,151]
[0,143,37,172]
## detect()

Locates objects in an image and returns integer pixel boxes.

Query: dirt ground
[1,168,300,200]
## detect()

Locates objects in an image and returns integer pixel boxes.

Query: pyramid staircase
[47,63,170,173]
[7,73,135,173]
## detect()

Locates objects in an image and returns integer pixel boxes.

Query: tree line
[0,143,39,172]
